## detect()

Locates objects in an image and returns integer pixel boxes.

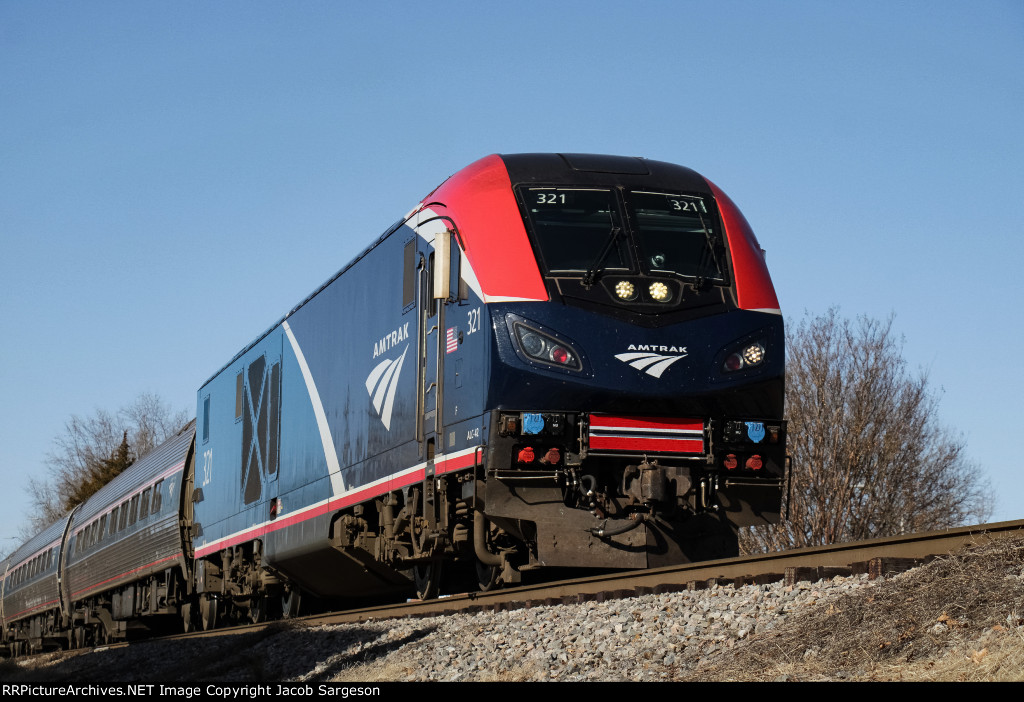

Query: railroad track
[12,518,1022,657]
[168,517,1024,641]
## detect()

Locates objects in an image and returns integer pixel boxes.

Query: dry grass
[884,624,1024,682]
[688,533,1024,682]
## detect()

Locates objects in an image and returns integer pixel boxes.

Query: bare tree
[741,309,992,554]
[25,392,190,534]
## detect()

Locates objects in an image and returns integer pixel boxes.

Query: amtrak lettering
[615,344,689,379]
[372,323,410,359]
[625,344,688,354]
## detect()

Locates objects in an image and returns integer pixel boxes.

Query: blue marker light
[522,413,545,435]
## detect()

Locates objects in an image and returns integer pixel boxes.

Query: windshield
[629,191,725,282]
[520,188,629,272]
[519,186,727,284]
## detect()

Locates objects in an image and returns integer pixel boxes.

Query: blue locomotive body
[193,208,496,602]
[189,154,787,611]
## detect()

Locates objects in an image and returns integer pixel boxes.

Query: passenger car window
[152,480,163,514]
[140,488,151,519]
[128,495,140,525]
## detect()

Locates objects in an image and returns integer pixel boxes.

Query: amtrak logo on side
[373,323,410,359]
[615,344,688,379]
[365,345,408,430]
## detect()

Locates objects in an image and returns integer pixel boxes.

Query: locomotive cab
[421,153,788,573]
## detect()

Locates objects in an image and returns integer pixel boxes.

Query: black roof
[499,153,711,192]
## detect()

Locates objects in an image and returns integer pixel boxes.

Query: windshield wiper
[581,225,622,289]
[691,208,723,293]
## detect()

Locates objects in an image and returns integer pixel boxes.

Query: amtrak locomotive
[2,153,786,649]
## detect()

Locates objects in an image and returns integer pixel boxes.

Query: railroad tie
[868,557,920,580]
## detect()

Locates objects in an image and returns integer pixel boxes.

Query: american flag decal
[446,327,458,354]
[587,414,705,455]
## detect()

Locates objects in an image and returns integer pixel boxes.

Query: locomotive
[1,153,786,651]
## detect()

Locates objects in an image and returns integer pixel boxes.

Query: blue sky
[1,1,1021,548]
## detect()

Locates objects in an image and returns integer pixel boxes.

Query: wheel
[281,587,301,619]
[413,560,442,600]
[200,594,219,631]
[411,512,443,600]
[248,596,267,624]
[475,560,500,592]
[181,600,195,633]
[474,513,504,593]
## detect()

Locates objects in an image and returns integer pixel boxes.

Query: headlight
[519,331,546,357]
[512,322,582,370]
[723,342,766,372]
[742,343,765,365]
[648,281,672,302]
[614,280,638,301]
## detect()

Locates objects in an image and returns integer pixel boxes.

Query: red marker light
[550,346,570,365]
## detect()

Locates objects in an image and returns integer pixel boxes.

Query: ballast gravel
[4,574,875,682]
[294,575,874,682]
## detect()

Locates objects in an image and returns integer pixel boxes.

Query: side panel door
[417,241,442,465]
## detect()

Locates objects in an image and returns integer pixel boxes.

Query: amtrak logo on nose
[365,346,409,430]
[615,344,688,379]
